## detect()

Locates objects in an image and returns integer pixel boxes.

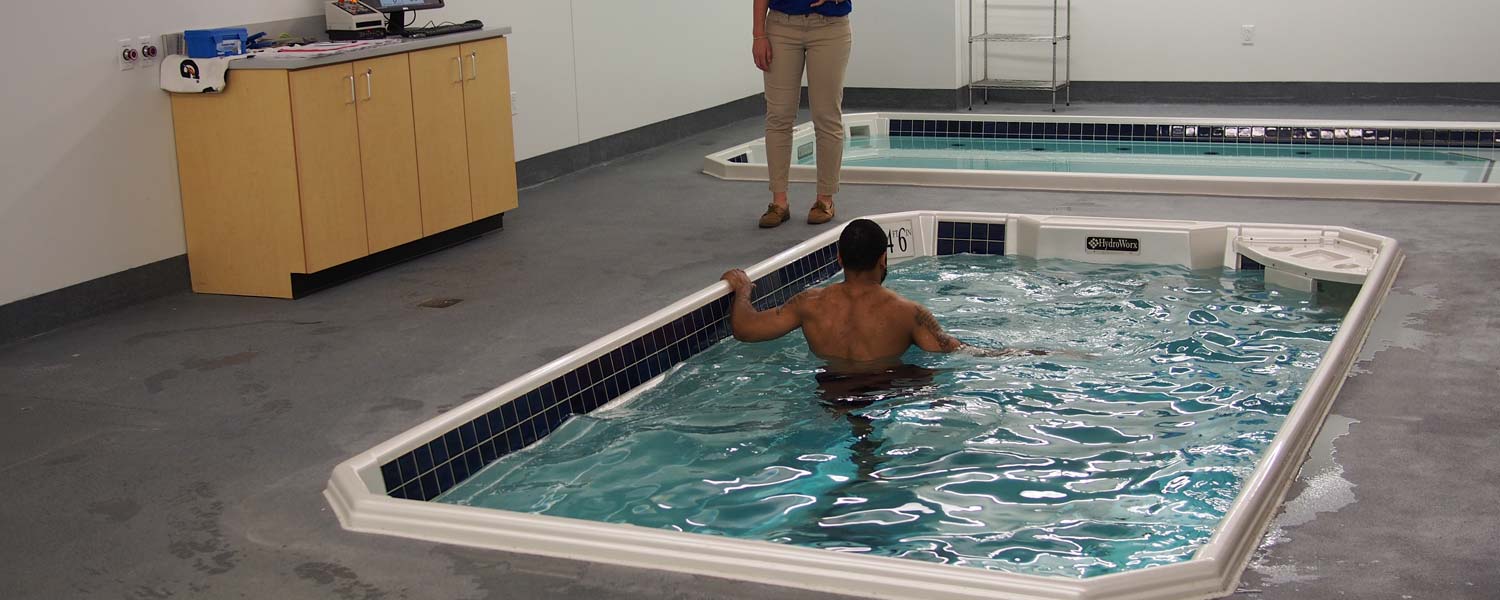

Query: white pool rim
[327,211,1403,600]
[702,112,1500,204]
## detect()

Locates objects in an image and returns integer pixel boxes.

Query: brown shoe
[807,200,835,225]
[758,204,790,228]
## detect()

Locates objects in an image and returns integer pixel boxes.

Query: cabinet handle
[346,75,356,104]
[364,69,373,100]
[453,56,463,83]
[469,52,479,81]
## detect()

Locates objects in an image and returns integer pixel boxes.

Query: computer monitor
[373,0,445,35]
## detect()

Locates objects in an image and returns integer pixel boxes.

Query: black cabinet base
[290,214,504,298]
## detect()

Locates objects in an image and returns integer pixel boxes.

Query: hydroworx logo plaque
[1086,236,1141,253]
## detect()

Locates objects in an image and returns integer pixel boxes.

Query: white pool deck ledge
[703,113,1500,204]
[327,212,1403,600]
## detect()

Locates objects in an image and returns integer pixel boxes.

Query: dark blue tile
[464,449,483,473]
[506,428,525,452]
[549,380,566,404]
[989,225,1007,241]
[473,415,492,443]
[988,241,1006,255]
[434,463,455,492]
[449,457,470,483]
[443,430,463,456]
[971,223,989,240]
[954,240,972,254]
[413,444,434,473]
[398,482,421,501]
[479,440,498,462]
[420,472,439,499]
[563,371,581,396]
[520,420,539,445]
[505,397,526,423]
[397,453,418,482]
[381,462,401,491]
[458,421,478,449]
[954,222,971,239]
[429,438,451,465]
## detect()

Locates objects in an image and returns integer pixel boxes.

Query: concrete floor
[3,102,1499,600]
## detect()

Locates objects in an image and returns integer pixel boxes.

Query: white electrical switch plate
[137,36,160,68]
[1241,25,1256,45]
[118,39,138,70]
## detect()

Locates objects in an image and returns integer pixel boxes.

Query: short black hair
[839,219,887,272]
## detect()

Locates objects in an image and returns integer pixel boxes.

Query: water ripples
[441,256,1347,579]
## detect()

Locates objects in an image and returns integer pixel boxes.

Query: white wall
[852,1,1500,89]
[0,1,758,306]
[845,1,966,89]
[953,0,1500,87]
[1070,0,1500,82]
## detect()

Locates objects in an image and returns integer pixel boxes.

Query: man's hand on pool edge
[722,269,755,297]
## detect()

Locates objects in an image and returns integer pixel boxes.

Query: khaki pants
[764,11,852,197]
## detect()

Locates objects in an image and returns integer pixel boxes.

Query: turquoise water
[440,256,1349,578]
[809,136,1493,183]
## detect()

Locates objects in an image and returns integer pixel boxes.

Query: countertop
[229,27,510,71]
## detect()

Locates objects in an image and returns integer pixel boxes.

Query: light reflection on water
[441,256,1347,578]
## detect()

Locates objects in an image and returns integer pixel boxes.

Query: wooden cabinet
[171,71,308,298]
[353,54,424,253]
[463,38,520,219]
[409,45,475,236]
[169,36,517,298]
[289,63,370,272]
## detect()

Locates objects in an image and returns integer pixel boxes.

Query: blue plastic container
[184,28,249,58]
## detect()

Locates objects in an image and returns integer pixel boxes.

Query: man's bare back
[721,219,1047,374]
[777,283,960,368]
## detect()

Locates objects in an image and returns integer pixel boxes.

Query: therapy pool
[704,113,1500,203]
[326,212,1402,600]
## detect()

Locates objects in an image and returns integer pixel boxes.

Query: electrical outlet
[1241,25,1256,46]
[118,39,139,70]
[511,92,519,116]
[137,36,160,68]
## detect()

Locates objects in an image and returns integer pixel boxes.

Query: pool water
[813,136,1494,183]
[440,256,1349,578]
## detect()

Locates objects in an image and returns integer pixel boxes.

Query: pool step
[1236,235,1377,291]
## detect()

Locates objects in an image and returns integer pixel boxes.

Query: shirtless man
[721,219,1037,376]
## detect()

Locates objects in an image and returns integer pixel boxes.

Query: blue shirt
[770,0,853,18]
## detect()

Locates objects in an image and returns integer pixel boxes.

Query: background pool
[440,255,1349,578]
[816,136,1493,182]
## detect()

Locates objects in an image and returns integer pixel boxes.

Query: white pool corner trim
[703,112,1500,204]
[327,211,1403,600]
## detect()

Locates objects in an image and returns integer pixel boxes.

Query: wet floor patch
[1245,414,1359,587]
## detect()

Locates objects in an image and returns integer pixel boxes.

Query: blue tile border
[887,119,1500,148]
[936,221,1007,256]
[380,242,843,501]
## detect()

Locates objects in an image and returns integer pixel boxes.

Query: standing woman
[753,0,853,228]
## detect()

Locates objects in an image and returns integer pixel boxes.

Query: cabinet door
[461,37,519,218]
[289,63,370,272]
[408,45,474,235]
[353,54,423,253]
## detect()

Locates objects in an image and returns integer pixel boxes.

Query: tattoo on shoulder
[916,307,961,349]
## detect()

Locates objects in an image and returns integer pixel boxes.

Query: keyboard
[402,21,483,39]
